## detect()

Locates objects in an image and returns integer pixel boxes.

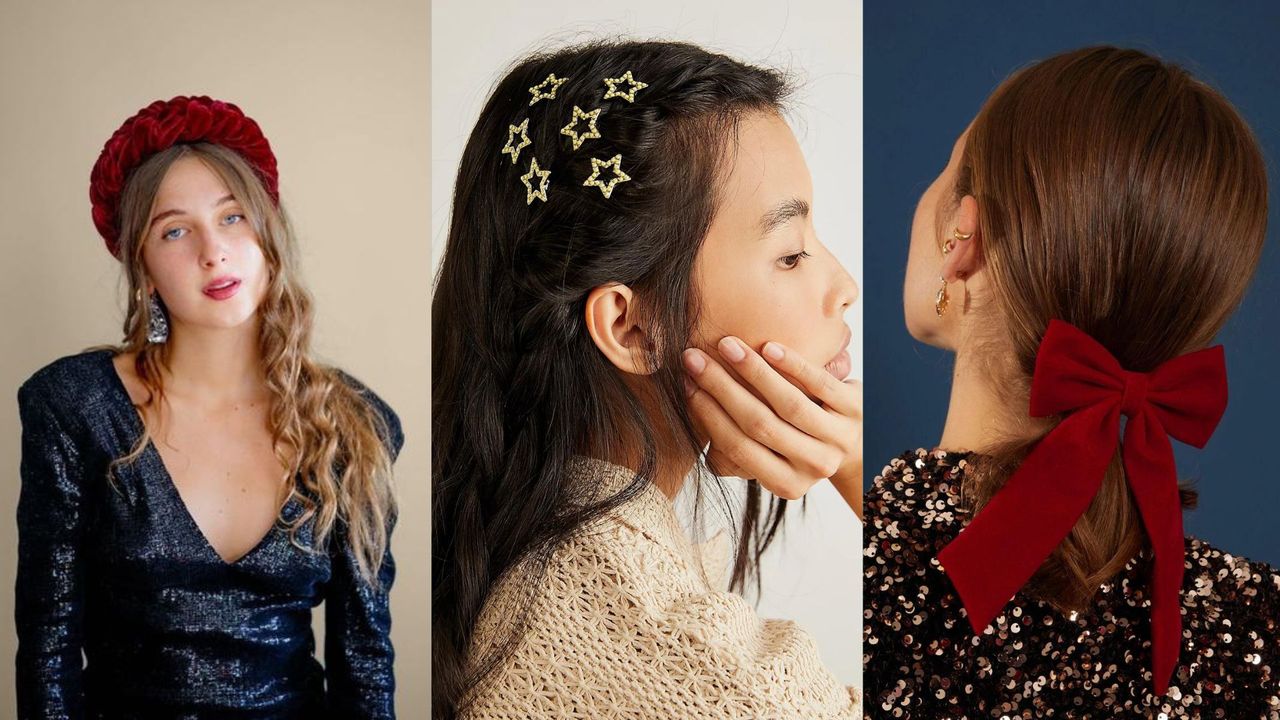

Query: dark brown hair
[951,47,1267,611]
[431,40,792,719]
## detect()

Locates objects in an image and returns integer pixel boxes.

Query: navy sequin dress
[15,350,404,719]
[864,449,1280,718]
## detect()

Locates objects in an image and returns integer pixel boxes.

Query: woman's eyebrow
[148,194,236,229]
[148,208,184,229]
[758,198,810,237]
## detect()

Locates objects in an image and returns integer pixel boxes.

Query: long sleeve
[323,381,404,718]
[15,385,90,719]
[324,522,397,718]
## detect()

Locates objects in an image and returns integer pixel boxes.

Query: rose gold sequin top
[864,448,1279,718]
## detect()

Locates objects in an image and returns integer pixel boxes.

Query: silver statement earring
[145,290,169,344]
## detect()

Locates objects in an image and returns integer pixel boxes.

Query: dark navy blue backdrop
[865,1,1280,567]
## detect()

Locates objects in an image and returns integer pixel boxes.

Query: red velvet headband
[937,319,1228,697]
[89,95,279,258]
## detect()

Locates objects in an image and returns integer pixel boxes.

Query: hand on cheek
[682,336,863,517]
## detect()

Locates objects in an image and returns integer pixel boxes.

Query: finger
[712,336,839,440]
[687,385,749,478]
[846,378,863,420]
[688,345,834,469]
[687,389,819,500]
[706,445,747,478]
[686,387,746,477]
[760,340,859,416]
[685,347,843,482]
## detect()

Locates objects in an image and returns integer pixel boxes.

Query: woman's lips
[203,277,241,301]
[824,349,852,380]
[823,326,853,380]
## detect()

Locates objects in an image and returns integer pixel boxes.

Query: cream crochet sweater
[462,456,860,719]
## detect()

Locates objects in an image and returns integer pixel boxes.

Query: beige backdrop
[0,0,430,714]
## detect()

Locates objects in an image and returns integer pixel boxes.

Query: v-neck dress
[15,350,404,719]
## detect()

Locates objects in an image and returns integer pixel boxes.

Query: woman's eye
[777,250,812,269]
[162,227,186,241]
[223,213,245,226]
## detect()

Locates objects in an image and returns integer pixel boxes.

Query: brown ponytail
[952,46,1267,611]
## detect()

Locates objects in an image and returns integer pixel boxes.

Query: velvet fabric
[89,95,279,257]
[937,319,1228,695]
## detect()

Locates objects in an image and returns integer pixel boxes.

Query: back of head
[957,46,1268,608]
[431,40,790,718]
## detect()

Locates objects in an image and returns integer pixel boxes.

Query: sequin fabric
[15,350,403,719]
[864,448,1280,719]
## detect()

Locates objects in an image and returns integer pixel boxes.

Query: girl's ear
[584,283,658,375]
[941,194,983,282]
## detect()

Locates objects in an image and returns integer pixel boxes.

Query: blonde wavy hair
[107,142,396,587]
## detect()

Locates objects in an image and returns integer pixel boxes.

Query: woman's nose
[197,225,229,267]
[827,250,859,314]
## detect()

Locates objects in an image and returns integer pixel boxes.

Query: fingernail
[718,336,746,362]
[682,348,706,375]
[763,342,784,361]
[683,376,696,397]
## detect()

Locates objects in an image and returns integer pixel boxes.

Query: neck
[161,319,267,405]
[598,379,698,501]
[937,344,1007,454]
[601,430,698,501]
[653,442,697,500]
[938,330,1050,454]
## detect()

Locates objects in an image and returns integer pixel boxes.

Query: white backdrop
[430,0,863,683]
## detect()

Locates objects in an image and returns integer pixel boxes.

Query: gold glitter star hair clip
[501,118,531,164]
[529,73,568,106]
[603,71,648,103]
[505,72,649,204]
[520,156,550,205]
[560,106,602,151]
[583,154,631,198]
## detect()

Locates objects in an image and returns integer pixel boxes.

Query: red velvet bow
[89,96,279,258]
[937,319,1227,696]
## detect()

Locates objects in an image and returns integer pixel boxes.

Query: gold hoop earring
[935,231,955,316]
[935,228,971,316]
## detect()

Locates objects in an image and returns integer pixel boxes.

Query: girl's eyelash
[160,214,244,239]
[779,250,812,269]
